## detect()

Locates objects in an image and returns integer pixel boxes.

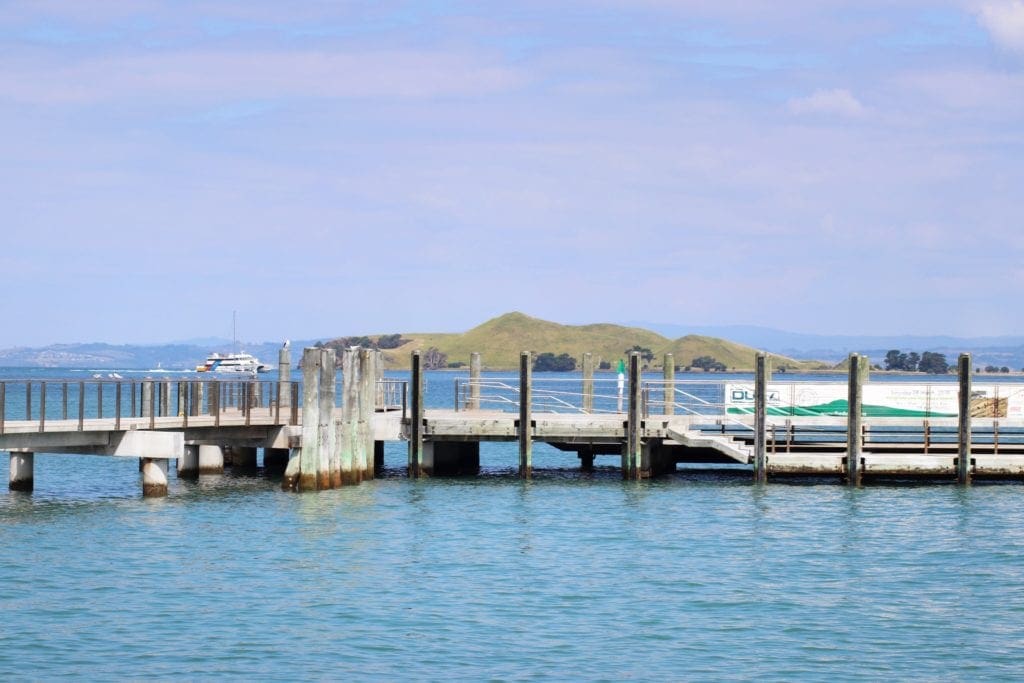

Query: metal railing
[455,377,635,414]
[0,379,303,434]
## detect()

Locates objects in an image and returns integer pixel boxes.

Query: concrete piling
[198,445,225,474]
[141,458,169,497]
[9,452,33,492]
[178,445,199,478]
[278,344,291,409]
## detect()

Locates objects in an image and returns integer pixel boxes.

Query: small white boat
[195,352,268,375]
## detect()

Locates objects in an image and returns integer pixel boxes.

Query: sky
[1,0,1022,346]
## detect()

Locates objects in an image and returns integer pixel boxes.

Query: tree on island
[916,351,949,374]
[886,349,948,374]
[422,347,448,370]
[625,345,655,364]
[691,355,727,372]
[533,352,577,372]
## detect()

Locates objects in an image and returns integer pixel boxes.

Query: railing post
[97,382,103,420]
[0,382,5,435]
[78,381,85,431]
[753,352,767,483]
[409,350,424,478]
[846,353,863,486]
[26,383,32,422]
[663,353,674,416]
[62,383,68,421]
[115,382,122,431]
[625,352,641,479]
[469,352,481,410]
[582,352,594,414]
[958,353,972,485]
[519,351,532,478]
[39,381,46,432]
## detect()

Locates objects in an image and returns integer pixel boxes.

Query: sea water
[2,368,1024,680]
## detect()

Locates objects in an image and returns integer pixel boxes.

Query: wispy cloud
[787,88,867,117]
[975,0,1024,53]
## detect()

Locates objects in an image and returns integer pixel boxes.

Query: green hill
[337,312,828,371]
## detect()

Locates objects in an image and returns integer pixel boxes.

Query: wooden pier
[5,348,1024,497]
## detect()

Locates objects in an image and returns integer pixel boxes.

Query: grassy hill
[338,312,828,371]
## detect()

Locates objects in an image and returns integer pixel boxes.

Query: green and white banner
[724,383,1024,418]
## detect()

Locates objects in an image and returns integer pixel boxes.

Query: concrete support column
[141,458,169,497]
[9,452,33,492]
[232,446,258,470]
[178,445,199,478]
[198,445,225,474]
[579,446,595,472]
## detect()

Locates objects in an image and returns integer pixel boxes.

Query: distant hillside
[342,312,828,371]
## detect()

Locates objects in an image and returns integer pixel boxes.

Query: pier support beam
[519,351,532,478]
[178,445,199,478]
[141,458,169,497]
[753,352,768,484]
[198,445,224,474]
[339,347,375,485]
[624,352,641,479]
[409,351,424,478]
[9,452,33,492]
[958,353,973,485]
[846,353,864,486]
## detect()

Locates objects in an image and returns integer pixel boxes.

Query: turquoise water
[3,369,1024,680]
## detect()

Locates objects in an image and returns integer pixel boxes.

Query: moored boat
[195,352,268,375]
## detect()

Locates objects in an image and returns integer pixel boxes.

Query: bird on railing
[283,339,290,349]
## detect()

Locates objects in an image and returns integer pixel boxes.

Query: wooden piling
[469,352,481,410]
[519,351,532,478]
[958,353,972,485]
[409,351,424,478]
[359,348,376,481]
[663,353,674,416]
[626,352,641,479]
[317,347,336,490]
[753,352,767,483]
[298,347,322,491]
[846,353,863,486]
[582,353,594,414]
[340,348,358,484]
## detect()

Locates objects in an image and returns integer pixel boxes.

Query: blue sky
[1,1,1022,345]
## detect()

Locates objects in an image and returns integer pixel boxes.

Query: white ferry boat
[195,352,268,375]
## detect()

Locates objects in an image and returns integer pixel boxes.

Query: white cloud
[976,0,1024,53]
[787,88,867,117]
